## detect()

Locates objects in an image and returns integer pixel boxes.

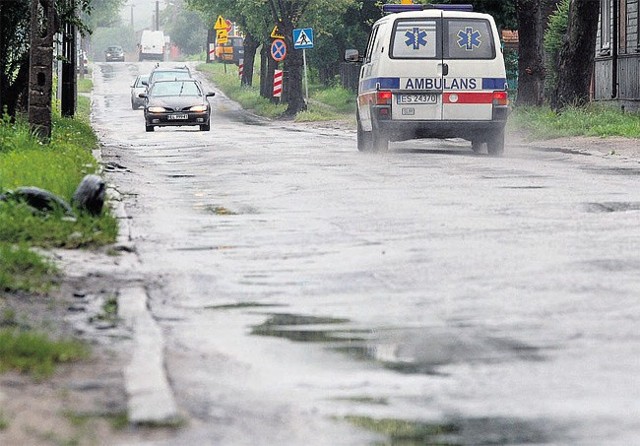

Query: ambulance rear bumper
[374,107,508,142]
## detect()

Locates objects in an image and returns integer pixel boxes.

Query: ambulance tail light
[492,91,509,106]
[376,90,393,105]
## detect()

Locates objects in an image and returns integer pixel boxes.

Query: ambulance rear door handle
[441,63,449,76]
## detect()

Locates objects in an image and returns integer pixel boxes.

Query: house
[595,0,640,111]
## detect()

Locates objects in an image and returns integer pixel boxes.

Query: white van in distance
[345,3,509,155]
[139,30,165,62]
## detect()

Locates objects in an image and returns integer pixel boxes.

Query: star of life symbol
[457,27,481,50]
[405,27,428,50]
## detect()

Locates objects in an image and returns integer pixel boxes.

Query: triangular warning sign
[295,29,311,47]
[214,15,226,30]
[271,25,284,39]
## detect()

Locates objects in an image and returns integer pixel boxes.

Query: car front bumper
[145,111,210,127]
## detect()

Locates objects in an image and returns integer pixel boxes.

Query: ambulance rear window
[391,19,440,59]
[390,18,496,60]
[445,19,495,59]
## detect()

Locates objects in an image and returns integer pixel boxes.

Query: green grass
[0,88,117,293]
[510,104,640,140]
[77,78,93,94]
[344,415,458,444]
[197,63,356,121]
[0,243,58,292]
[0,329,88,379]
[197,63,287,118]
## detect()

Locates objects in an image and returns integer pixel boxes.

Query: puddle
[204,302,283,310]
[529,146,592,156]
[250,314,543,375]
[584,201,640,212]
[203,205,237,215]
[344,415,553,445]
[250,313,368,343]
[581,166,640,176]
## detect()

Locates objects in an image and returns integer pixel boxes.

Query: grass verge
[0,95,117,292]
[196,62,355,122]
[509,104,640,140]
[0,329,88,380]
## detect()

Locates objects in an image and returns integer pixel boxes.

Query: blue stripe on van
[361,77,401,92]
[482,78,507,90]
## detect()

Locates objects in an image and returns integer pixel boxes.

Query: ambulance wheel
[487,129,505,156]
[371,129,389,152]
[471,139,484,153]
[356,115,372,152]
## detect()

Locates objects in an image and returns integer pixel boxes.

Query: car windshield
[151,71,191,82]
[135,75,149,87]
[107,46,122,52]
[150,81,201,97]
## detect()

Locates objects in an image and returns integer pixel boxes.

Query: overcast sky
[120,0,165,31]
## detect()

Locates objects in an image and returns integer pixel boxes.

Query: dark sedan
[139,79,215,132]
[104,45,125,62]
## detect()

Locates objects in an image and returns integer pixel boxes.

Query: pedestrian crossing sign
[293,28,314,49]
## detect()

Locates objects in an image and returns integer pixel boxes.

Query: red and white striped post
[273,69,283,98]
[238,58,244,78]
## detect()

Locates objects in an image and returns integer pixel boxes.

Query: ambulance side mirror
[344,49,361,63]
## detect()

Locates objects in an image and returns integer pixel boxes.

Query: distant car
[130,74,149,110]
[105,45,125,62]
[140,79,215,132]
[143,66,192,88]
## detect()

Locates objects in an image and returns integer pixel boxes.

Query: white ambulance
[345,4,509,155]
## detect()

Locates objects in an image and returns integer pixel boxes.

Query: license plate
[168,113,188,120]
[397,94,438,104]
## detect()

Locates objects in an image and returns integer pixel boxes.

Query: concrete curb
[109,187,179,425]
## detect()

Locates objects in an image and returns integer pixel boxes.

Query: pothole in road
[250,314,543,375]
[584,201,640,212]
[343,415,554,446]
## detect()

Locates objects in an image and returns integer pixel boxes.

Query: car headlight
[189,105,208,112]
[147,106,166,112]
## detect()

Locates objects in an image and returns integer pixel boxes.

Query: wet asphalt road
[93,61,640,445]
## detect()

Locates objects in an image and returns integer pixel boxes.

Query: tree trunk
[516,0,546,106]
[279,20,305,115]
[241,32,259,87]
[28,0,55,141]
[551,0,599,110]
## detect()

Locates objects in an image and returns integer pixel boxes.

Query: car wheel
[487,129,505,157]
[200,123,211,131]
[145,125,154,132]
[356,113,372,152]
[471,139,484,153]
[371,127,389,153]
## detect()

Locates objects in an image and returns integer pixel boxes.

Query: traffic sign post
[293,28,314,104]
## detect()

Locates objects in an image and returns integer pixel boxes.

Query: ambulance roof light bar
[382,4,474,14]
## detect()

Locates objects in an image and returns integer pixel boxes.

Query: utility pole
[28,0,55,141]
[155,0,159,31]
[130,3,135,29]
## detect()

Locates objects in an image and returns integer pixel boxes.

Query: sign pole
[303,49,309,105]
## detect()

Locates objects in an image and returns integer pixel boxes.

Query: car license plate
[168,113,188,120]
[397,94,438,104]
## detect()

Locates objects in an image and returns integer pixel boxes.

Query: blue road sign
[270,39,287,61]
[293,28,314,49]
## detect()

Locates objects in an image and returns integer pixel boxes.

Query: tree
[551,0,599,110]
[0,0,30,118]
